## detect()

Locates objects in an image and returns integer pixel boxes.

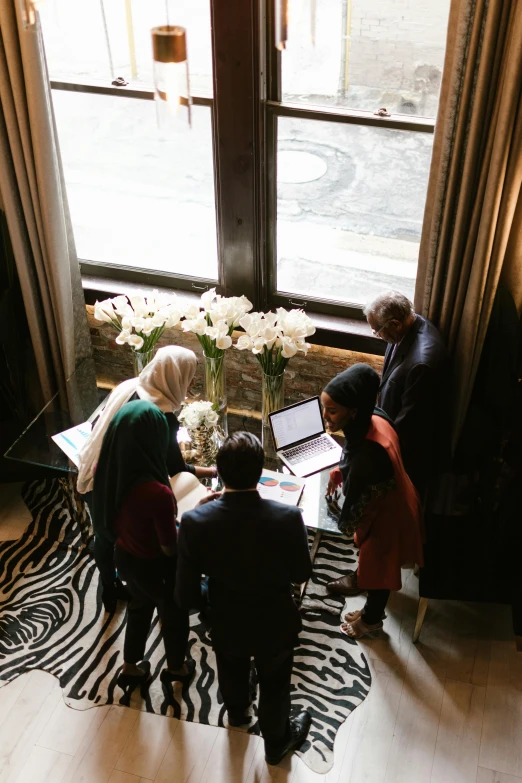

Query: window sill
[82,275,385,357]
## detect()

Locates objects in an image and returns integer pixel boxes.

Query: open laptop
[268,396,342,478]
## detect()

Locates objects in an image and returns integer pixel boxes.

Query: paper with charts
[51,422,92,466]
[257,469,305,505]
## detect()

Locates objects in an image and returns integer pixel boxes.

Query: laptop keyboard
[283,435,337,465]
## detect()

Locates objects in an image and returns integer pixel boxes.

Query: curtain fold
[0,1,93,407]
[415,0,522,448]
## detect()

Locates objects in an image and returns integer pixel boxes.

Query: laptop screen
[270,397,325,450]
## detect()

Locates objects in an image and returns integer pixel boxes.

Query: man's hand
[196,490,222,507]
[326,467,342,497]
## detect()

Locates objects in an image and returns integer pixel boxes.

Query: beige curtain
[0,1,92,406]
[415,0,522,448]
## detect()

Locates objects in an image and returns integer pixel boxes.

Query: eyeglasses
[371,320,391,337]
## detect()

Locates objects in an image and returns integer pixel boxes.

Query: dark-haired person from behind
[175,432,312,766]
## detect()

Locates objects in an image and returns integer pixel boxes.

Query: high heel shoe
[160,659,196,688]
[117,660,151,691]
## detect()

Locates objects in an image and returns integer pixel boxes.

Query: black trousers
[215,648,294,754]
[115,546,189,671]
[85,492,117,587]
[362,589,390,624]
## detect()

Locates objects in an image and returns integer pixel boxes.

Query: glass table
[4,361,342,550]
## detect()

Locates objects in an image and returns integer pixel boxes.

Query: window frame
[48,0,438,328]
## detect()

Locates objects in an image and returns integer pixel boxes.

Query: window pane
[52,91,218,279]
[40,0,212,96]
[276,117,433,305]
[281,0,450,117]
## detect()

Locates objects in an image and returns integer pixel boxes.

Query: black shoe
[265,710,312,766]
[117,660,151,691]
[228,710,252,727]
[160,660,196,688]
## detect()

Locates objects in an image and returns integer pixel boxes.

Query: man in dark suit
[175,432,312,766]
[364,291,448,498]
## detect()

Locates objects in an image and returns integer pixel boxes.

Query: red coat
[354,416,424,591]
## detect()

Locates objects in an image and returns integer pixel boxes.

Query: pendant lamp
[151,24,192,129]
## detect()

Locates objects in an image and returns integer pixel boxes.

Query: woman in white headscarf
[78,345,216,611]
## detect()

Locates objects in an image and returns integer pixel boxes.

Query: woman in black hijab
[321,364,422,638]
[93,399,194,691]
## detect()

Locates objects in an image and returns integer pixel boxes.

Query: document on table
[51,422,92,467]
[256,469,306,506]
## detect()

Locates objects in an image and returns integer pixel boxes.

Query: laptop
[268,396,342,478]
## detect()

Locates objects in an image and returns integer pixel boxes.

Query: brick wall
[87,306,384,414]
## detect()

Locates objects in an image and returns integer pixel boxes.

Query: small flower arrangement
[235,307,316,374]
[182,288,253,358]
[178,400,219,430]
[179,400,223,465]
[94,291,181,354]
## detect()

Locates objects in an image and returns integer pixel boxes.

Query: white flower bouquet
[94,291,181,370]
[179,400,223,465]
[235,307,316,373]
[178,400,220,430]
[235,307,316,427]
[182,288,253,358]
[182,288,253,414]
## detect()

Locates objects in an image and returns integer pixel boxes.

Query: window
[40,0,451,319]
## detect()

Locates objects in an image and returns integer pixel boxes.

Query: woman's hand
[196,490,222,507]
[326,467,342,497]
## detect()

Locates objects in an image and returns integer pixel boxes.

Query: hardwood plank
[0,671,62,783]
[155,720,219,783]
[108,770,145,783]
[477,768,522,783]
[12,746,71,783]
[335,669,404,783]
[199,727,260,783]
[245,736,298,783]
[430,680,485,783]
[479,686,522,778]
[382,641,445,783]
[0,674,34,732]
[60,704,135,783]
[37,701,104,756]
[115,712,178,781]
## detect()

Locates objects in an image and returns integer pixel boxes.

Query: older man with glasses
[364,291,448,502]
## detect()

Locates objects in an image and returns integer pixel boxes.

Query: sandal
[340,616,383,639]
[344,609,386,623]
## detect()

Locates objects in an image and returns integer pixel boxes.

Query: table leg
[413,597,429,643]
[299,529,322,601]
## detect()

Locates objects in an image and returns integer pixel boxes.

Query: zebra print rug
[0,479,371,774]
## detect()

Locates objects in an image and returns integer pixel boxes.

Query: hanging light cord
[165,0,170,27]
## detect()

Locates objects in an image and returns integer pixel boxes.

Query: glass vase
[132,348,156,376]
[203,353,227,432]
[261,370,285,453]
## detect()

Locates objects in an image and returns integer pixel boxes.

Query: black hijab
[324,363,392,450]
[92,400,170,541]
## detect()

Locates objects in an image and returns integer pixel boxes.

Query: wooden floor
[0,482,521,783]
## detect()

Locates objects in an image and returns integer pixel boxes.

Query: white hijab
[77,345,197,494]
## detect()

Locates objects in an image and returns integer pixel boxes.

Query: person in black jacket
[364,291,448,499]
[175,432,312,766]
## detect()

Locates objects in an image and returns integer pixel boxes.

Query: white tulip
[151,312,166,328]
[141,318,155,336]
[264,311,278,327]
[235,334,253,350]
[281,338,298,358]
[193,316,208,336]
[115,330,131,345]
[128,334,144,350]
[216,334,232,350]
[111,295,130,315]
[130,295,147,318]
[121,316,132,331]
[252,337,267,354]
[94,300,115,323]
[166,310,181,328]
[184,304,201,320]
[201,288,217,312]
[132,317,145,333]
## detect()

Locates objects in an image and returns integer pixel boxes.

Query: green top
[92,399,170,541]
